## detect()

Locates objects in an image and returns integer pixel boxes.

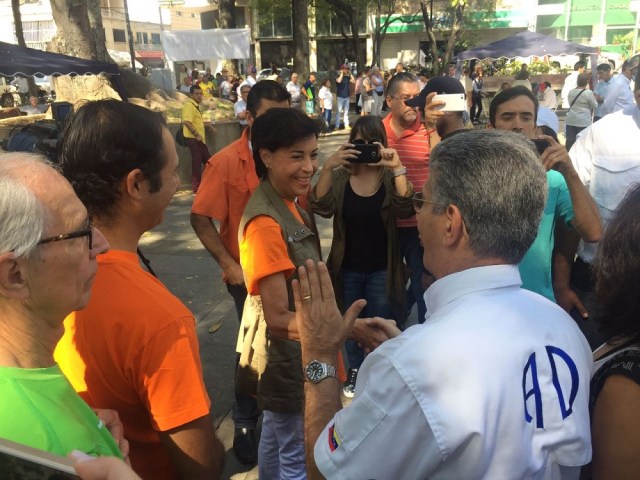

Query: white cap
[536,107,559,135]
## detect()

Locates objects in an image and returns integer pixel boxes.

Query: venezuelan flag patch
[328,424,341,452]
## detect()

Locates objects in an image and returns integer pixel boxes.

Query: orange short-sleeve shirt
[191,128,258,266]
[239,199,305,295]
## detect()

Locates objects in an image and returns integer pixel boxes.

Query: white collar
[424,264,521,321]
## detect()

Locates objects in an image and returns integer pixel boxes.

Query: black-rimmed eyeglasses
[37,217,93,250]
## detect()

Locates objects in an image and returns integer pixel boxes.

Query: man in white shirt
[600,59,635,116]
[568,62,640,348]
[561,61,585,108]
[236,67,257,99]
[538,81,558,110]
[593,63,613,121]
[286,72,302,109]
[296,129,593,480]
[234,84,251,127]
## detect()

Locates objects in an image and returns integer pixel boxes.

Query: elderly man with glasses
[295,130,593,480]
[0,152,128,460]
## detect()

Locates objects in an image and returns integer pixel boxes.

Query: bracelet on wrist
[393,166,407,177]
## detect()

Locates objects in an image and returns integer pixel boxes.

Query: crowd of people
[0,53,638,480]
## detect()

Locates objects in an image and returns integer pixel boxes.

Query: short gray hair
[0,153,52,258]
[429,130,547,264]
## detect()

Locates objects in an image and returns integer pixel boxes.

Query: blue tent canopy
[0,41,119,77]
[458,31,598,60]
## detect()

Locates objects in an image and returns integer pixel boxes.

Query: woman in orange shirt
[238,108,389,478]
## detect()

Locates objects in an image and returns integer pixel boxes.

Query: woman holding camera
[311,115,414,397]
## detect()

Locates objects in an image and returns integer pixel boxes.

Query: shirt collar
[424,265,522,321]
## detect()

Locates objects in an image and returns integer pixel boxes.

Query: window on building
[136,32,143,43]
[151,33,161,44]
[235,7,246,27]
[113,28,126,43]
[567,25,592,44]
[314,6,366,36]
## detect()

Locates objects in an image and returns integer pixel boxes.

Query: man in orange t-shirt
[190,80,291,465]
[54,100,223,480]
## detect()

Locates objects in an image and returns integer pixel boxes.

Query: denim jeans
[334,97,350,129]
[258,411,306,480]
[226,283,261,429]
[341,268,392,370]
[323,109,332,129]
[398,227,427,326]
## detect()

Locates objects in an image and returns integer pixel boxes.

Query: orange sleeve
[240,215,295,295]
[191,156,227,221]
[135,316,211,432]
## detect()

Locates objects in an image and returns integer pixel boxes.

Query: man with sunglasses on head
[54,100,224,480]
[0,152,127,460]
[383,71,431,327]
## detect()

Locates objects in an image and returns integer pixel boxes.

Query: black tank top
[341,180,387,273]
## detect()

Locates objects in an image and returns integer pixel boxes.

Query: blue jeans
[398,227,427,325]
[341,268,392,370]
[323,108,332,128]
[334,97,350,129]
[258,411,306,480]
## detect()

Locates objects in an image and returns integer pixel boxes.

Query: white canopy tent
[160,29,251,62]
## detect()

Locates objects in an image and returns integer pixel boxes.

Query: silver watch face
[306,360,325,383]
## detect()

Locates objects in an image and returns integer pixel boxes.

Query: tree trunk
[218,0,236,28]
[420,0,442,75]
[292,0,309,75]
[86,0,110,63]
[11,0,38,97]
[49,0,96,59]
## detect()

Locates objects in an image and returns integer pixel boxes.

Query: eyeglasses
[390,95,419,102]
[37,216,93,250]
[412,192,439,213]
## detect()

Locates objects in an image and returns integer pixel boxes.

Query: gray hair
[429,129,547,264]
[386,72,418,98]
[0,153,53,258]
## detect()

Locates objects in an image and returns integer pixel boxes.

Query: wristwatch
[304,360,337,383]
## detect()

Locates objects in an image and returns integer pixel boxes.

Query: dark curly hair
[58,100,167,220]
[251,108,323,179]
[593,183,640,341]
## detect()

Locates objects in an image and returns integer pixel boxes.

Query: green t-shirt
[0,364,122,458]
[519,170,575,301]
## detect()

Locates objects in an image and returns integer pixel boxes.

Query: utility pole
[123,0,136,72]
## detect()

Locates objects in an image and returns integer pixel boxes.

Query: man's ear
[124,169,146,199]
[0,253,30,300]
[442,204,467,248]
